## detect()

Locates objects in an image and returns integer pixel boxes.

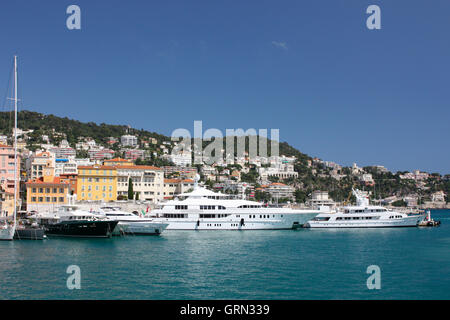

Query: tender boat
[37,205,118,238]
[418,210,441,227]
[305,189,425,228]
[150,175,321,230]
[96,206,168,235]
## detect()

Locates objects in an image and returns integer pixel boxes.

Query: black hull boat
[44,220,119,238]
[14,228,46,240]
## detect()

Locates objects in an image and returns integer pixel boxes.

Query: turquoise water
[1,210,449,300]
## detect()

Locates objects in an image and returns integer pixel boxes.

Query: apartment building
[163,178,195,199]
[261,182,295,201]
[0,144,21,197]
[121,135,138,147]
[88,148,115,161]
[25,151,54,180]
[76,165,117,201]
[26,173,71,212]
[116,165,164,203]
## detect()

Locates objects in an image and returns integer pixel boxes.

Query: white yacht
[304,189,425,228]
[96,206,168,235]
[150,176,321,230]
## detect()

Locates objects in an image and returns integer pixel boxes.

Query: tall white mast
[13,55,17,227]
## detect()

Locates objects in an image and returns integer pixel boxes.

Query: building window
[59,197,64,202]
[31,197,36,202]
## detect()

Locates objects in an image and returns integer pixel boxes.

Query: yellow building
[77,165,117,201]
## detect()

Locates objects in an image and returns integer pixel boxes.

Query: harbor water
[1,210,449,299]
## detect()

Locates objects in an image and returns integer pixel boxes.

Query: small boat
[418,210,441,227]
[96,206,168,235]
[37,205,118,238]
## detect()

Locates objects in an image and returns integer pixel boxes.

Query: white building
[307,191,335,209]
[431,191,446,203]
[49,147,76,159]
[163,178,195,199]
[121,135,138,147]
[116,165,165,203]
[262,182,295,201]
[26,151,55,180]
[55,158,77,176]
[169,152,192,166]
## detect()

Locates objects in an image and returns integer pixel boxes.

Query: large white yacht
[304,189,424,228]
[96,206,168,235]
[150,176,321,230]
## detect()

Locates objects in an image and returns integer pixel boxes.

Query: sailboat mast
[13,55,17,226]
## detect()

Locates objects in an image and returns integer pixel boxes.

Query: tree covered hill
[0,111,312,163]
[0,110,169,148]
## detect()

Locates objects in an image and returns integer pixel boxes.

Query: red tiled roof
[26,177,69,186]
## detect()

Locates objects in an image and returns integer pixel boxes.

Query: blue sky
[0,0,449,173]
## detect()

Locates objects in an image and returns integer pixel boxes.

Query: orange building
[26,176,71,212]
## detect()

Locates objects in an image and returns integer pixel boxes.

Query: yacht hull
[154,212,318,230]
[14,228,46,240]
[44,220,119,238]
[113,221,168,235]
[305,215,423,228]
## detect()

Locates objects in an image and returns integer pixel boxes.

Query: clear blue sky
[0,0,449,174]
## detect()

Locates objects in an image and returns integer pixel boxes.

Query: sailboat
[0,56,19,240]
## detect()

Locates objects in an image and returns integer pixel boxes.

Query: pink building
[0,144,21,197]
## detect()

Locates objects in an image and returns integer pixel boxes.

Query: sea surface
[1,210,449,300]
